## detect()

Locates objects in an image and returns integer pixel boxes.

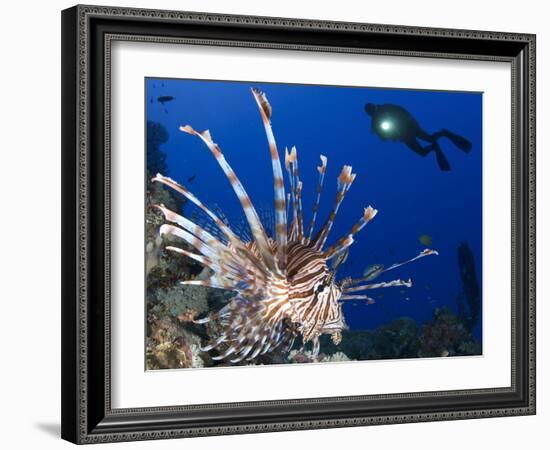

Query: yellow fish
[419,234,433,247]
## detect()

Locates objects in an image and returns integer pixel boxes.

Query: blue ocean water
[146,78,483,343]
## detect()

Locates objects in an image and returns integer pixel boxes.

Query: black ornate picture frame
[61,4,536,444]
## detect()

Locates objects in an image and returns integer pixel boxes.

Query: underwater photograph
[145,78,483,370]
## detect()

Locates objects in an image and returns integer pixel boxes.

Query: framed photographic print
[61,4,536,444]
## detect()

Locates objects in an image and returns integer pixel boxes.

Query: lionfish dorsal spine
[313,165,356,251]
[285,146,307,243]
[251,88,288,270]
[324,206,378,260]
[305,155,327,244]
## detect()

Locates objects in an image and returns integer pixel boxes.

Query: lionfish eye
[315,283,326,295]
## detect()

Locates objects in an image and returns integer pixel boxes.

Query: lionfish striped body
[153,88,438,364]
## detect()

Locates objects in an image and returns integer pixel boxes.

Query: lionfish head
[286,243,346,345]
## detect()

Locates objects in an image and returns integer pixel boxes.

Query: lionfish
[152,88,438,364]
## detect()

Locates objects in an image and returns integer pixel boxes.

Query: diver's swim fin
[431,145,451,171]
[440,129,472,153]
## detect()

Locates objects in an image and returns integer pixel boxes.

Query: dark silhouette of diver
[365,103,472,171]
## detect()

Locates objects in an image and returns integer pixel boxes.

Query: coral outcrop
[419,307,481,357]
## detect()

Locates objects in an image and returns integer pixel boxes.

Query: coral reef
[146,120,169,175]
[152,285,209,318]
[318,317,419,361]
[145,121,215,370]
[368,317,420,359]
[146,315,208,369]
[419,307,481,357]
[288,349,351,364]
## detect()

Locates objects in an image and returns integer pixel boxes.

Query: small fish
[187,173,197,183]
[419,234,433,247]
[362,263,385,281]
[157,95,174,105]
[399,289,406,295]
[441,349,450,357]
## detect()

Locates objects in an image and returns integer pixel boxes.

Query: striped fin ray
[343,278,413,294]
[153,175,242,250]
[179,125,277,274]
[155,204,233,258]
[159,224,219,260]
[305,155,327,244]
[340,294,376,304]
[165,246,248,289]
[343,249,439,288]
[202,295,294,363]
[181,277,233,290]
[251,88,288,270]
[313,165,356,251]
[324,206,378,260]
[325,235,354,263]
[383,248,439,273]
[157,204,270,297]
[152,174,269,281]
[285,146,304,242]
[296,180,304,242]
[284,147,298,239]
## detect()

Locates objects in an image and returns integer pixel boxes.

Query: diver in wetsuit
[365,103,472,171]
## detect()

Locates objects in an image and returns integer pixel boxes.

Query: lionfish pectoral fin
[204,295,290,363]
[340,294,376,304]
[311,337,321,361]
[343,248,439,288]
[343,278,413,294]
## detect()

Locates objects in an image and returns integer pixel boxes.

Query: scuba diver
[365,103,472,171]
